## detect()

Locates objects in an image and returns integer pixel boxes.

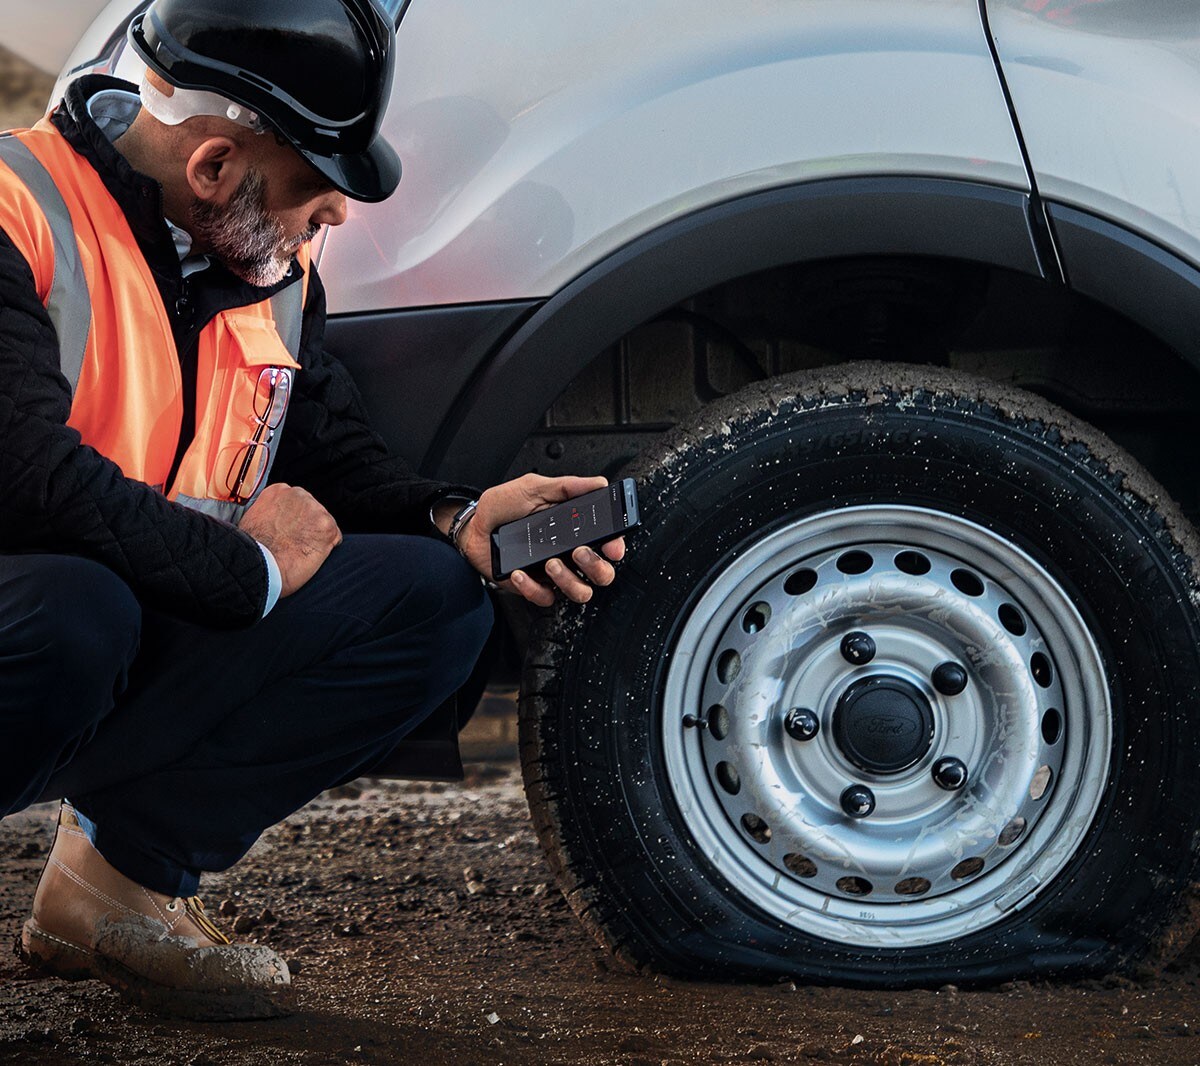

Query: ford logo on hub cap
[833,676,935,774]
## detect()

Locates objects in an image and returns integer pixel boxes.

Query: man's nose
[313,191,348,228]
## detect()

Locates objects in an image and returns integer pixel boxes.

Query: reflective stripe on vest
[0,134,91,393]
[257,281,304,499]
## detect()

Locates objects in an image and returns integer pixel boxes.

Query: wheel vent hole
[742,602,772,634]
[894,877,931,896]
[894,551,931,576]
[1030,764,1053,801]
[950,857,985,881]
[950,568,985,597]
[1030,652,1053,688]
[1041,708,1062,745]
[741,813,771,844]
[998,603,1027,636]
[999,817,1027,847]
[785,569,818,596]
[783,854,817,878]
[715,762,741,795]
[836,876,872,896]
[708,704,730,740]
[716,650,742,685]
[836,551,873,575]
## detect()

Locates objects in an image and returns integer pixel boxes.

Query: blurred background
[2,0,110,126]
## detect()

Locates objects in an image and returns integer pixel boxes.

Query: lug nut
[932,661,968,696]
[840,631,876,666]
[932,757,968,791]
[840,784,876,818]
[784,707,820,742]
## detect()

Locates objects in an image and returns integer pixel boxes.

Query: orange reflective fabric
[0,120,181,488]
[174,299,303,504]
[0,121,309,512]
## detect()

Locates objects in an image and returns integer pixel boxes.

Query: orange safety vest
[0,119,307,524]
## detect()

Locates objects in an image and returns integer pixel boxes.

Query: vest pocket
[176,311,301,508]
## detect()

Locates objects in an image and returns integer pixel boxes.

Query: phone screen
[491,479,639,580]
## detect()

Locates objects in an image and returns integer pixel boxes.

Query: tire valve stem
[682,714,708,730]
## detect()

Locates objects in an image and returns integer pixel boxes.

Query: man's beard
[188,169,319,287]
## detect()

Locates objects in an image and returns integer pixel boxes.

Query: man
[0,0,623,1020]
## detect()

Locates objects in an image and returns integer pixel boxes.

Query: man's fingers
[571,546,615,587]
[599,536,626,563]
[239,483,341,596]
[545,557,594,603]
[518,472,608,508]
[510,569,556,607]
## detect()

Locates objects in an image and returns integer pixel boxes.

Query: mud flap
[369,695,465,781]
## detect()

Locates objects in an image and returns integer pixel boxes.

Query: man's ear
[185,137,245,203]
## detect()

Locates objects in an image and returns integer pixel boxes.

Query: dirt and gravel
[1,756,1199,1066]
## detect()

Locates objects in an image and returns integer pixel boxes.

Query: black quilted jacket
[0,76,466,628]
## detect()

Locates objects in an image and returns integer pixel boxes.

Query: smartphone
[490,478,640,582]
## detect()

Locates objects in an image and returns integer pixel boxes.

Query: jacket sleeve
[272,267,478,534]
[0,229,269,628]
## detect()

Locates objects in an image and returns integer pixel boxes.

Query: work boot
[16,803,292,1020]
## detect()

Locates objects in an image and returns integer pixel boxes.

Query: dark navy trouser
[0,534,493,896]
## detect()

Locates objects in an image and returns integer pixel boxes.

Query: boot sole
[16,919,102,981]
[18,920,294,1022]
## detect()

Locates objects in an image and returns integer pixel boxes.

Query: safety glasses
[226,366,292,504]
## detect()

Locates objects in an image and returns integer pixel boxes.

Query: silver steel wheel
[662,505,1111,948]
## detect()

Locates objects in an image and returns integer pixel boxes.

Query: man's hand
[240,483,342,597]
[448,474,626,606]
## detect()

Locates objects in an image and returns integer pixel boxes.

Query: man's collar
[52,75,181,272]
[86,85,140,142]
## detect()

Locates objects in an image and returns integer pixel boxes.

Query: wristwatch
[447,498,479,555]
[430,494,478,555]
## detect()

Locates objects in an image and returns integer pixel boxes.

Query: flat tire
[521,362,1200,984]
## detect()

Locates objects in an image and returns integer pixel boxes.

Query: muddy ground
[1,754,1199,1066]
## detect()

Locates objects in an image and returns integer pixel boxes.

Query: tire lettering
[796,428,922,456]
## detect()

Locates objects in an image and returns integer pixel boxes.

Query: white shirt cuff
[257,542,282,617]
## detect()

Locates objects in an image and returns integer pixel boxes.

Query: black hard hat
[128,0,401,202]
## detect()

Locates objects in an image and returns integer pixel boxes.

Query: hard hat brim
[299,136,402,204]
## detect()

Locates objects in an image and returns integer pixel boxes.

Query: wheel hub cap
[831,676,933,774]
